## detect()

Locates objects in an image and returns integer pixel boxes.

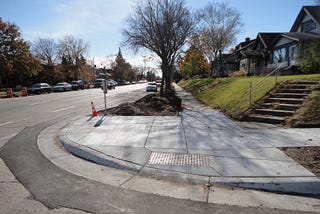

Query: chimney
[245,37,250,42]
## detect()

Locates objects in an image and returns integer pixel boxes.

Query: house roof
[219,53,238,63]
[282,32,320,41]
[267,32,320,49]
[235,39,255,52]
[240,50,261,58]
[290,6,320,32]
[252,33,281,50]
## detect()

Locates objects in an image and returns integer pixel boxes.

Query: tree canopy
[197,2,242,76]
[111,48,137,83]
[299,41,320,73]
[122,0,195,95]
[57,35,89,81]
[179,45,210,79]
[0,18,41,87]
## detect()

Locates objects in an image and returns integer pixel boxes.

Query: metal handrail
[246,65,281,106]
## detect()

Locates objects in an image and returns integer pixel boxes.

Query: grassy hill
[179,74,320,126]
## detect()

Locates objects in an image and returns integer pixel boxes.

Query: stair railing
[246,65,282,106]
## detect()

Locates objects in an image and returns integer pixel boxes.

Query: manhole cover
[148,152,213,167]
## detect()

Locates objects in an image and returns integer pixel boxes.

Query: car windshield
[57,83,64,86]
[32,83,41,88]
[148,82,156,85]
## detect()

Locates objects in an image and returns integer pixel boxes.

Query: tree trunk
[161,60,172,95]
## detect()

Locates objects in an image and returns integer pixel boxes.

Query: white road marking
[0,121,15,127]
[0,133,18,141]
[29,101,50,106]
[52,106,75,113]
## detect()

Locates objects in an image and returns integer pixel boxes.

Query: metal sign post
[102,80,107,115]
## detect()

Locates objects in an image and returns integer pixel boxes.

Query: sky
[0,0,317,68]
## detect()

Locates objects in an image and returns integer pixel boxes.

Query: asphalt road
[0,85,147,147]
[0,85,316,214]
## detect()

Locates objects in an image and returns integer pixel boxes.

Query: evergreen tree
[111,48,134,83]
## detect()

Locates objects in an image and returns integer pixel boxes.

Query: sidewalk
[58,85,320,195]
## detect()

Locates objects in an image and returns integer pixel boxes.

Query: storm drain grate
[148,152,213,167]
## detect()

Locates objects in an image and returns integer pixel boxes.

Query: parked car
[53,82,72,92]
[107,80,116,89]
[27,83,52,94]
[146,82,157,92]
[94,79,104,88]
[82,80,91,89]
[71,80,84,90]
[156,80,162,88]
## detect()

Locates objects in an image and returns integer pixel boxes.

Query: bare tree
[32,38,57,65]
[197,2,242,76]
[57,35,88,80]
[31,38,59,84]
[122,0,195,95]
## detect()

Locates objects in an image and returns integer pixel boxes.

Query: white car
[146,82,157,92]
[54,82,72,92]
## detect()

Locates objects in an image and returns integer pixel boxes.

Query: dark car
[71,80,84,90]
[27,83,52,94]
[106,80,116,90]
[94,79,104,88]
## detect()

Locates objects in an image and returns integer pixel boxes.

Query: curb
[38,119,320,212]
[58,135,141,172]
[58,131,320,196]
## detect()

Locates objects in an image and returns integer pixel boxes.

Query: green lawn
[179,74,320,119]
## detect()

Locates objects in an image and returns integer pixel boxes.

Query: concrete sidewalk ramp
[59,109,320,195]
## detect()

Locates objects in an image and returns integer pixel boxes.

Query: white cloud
[51,0,132,37]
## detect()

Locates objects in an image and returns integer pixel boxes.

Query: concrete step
[254,109,294,117]
[260,103,301,111]
[245,80,318,125]
[245,114,285,124]
[272,93,309,99]
[292,80,319,85]
[286,84,314,89]
[278,88,311,93]
[265,97,304,104]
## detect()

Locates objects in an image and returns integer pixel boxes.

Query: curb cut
[58,135,141,172]
[58,132,320,196]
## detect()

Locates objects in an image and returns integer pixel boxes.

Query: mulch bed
[99,94,182,116]
[280,146,320,177]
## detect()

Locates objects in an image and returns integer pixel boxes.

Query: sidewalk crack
[180,112,189,153]
[143,117,155,148]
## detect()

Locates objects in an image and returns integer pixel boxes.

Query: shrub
[230,70,247,77]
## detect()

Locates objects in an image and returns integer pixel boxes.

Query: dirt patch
[288,91,320,128]
[100,94,182,116]
[280,146,320,176]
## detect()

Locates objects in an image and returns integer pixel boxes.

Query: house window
[289,45,298,60]
[272,47,286,63]
[301,20,316,32]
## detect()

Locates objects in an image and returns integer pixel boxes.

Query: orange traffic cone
[21,87,28,97]
[91,101,98,117]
